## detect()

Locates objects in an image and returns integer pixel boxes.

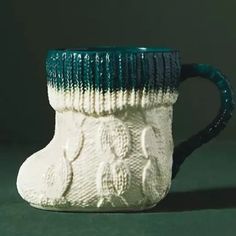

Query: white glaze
[47,85,178,114]
[16,87,177,211]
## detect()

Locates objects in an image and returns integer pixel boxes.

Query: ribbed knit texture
[46,48,181,114]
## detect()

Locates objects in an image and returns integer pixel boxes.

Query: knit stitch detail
[46,49,180,114]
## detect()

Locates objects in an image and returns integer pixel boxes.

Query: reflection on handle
[172,64,234,179]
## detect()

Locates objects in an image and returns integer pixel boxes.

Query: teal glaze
[46,47,181,93]
[45,48,234,179]
[172,64,234,178]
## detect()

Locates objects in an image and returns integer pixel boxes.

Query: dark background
[0,1,236,235]
[0,0,235,147]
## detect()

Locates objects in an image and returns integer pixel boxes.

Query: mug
[16,47,234,211]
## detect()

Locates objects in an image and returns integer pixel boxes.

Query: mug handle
[172,63,234,179]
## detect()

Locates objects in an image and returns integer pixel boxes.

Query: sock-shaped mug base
[17,106,174,211]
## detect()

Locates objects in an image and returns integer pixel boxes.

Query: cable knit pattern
[16,47,180,211]
[17,107,174,211]
[95,116,131,207]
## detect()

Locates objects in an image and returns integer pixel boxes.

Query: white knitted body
[17,96,176,211]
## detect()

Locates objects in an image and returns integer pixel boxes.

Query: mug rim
[48,46,179,53]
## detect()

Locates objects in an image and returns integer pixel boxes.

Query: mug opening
[48,46,179,53]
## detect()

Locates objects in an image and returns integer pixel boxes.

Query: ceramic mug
[16,47,234,211]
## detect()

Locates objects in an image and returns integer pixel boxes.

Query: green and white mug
[16,47,234,211]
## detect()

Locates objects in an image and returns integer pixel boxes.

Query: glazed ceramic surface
[16,47,234,211]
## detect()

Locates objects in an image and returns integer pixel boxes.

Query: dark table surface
[1,141,236,236]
